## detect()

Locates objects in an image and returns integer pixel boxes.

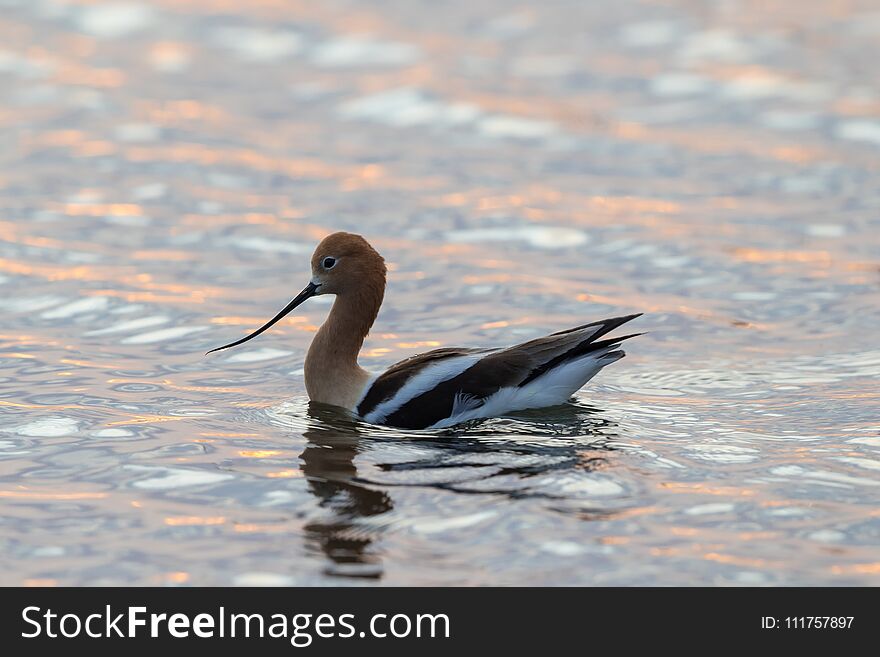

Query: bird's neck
[304,284,384,410]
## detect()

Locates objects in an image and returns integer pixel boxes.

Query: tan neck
[304,287,383,410]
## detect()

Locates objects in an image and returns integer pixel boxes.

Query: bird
[207,232,641,430]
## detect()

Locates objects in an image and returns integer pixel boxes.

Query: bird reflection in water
[296,400,620,578]
[299,403,392,579]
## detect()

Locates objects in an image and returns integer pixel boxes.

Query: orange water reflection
[0,0,878,587]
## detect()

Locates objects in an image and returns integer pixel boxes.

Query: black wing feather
[365,314,643,429]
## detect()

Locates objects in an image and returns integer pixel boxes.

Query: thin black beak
[205,282,319,355]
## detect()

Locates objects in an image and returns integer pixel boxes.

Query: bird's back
[356,314,642,429]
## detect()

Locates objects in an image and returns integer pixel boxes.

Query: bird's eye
[322,256,337,269]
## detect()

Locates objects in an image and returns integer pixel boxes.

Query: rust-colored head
[206,232,386,355]
[309,232,386,296]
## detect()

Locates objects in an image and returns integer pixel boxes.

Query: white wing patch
[427,346,623,429]
[363,351,491,425]
[450,391,484,416]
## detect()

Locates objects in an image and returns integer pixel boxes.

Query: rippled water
[2,0,879,586]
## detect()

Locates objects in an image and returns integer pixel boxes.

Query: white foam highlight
[8,417,80,437]
[125,465,234,490]
[806,224,846,238]
[312,36,419,68]
[685,503,735,516]
[132,183,167,200]
[540,541,585,556]
[410,511,496,534]
[212,28,303,62]
[225,348,293,363]
[770,465,879,488]
[760,110,819,131]
[233,572,296,586]
[835,120,880,146]
[836,456,880,471]
[339,88,481,128]
[230,237,311,254]
[477,115,557,139]
[115,122,161,143]
[86,315,169,336]
[0,296,66,313]
[650,73,712,97]
[558,475,625,497]
[686,444,759,463]
[677,29,756,63]
[77,3,154,39]
[121,326,208,344]
[93,428,135,438]
[41,296,109,319]
[848,437,880,447]
[446,226,589,249]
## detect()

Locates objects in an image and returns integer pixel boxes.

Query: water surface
[1,0,879,585]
